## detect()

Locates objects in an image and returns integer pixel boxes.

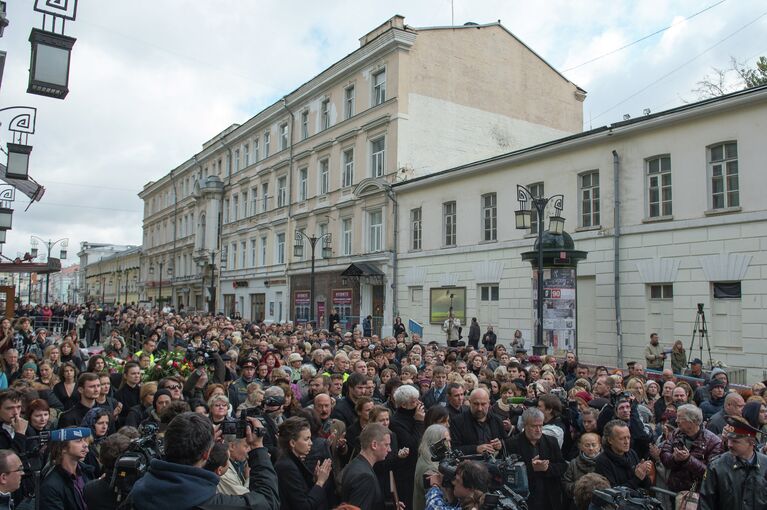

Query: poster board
[533,268,577,354]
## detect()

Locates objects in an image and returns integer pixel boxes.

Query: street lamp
[149,260,173,308]
[294,230,332,325]
[29,235,68,305]
[515,185,565,356]
[28,0,79,99]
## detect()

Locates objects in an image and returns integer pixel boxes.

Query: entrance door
[250,293,265,322]
[372,284,385,337]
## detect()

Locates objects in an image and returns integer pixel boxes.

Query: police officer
[699,416,767,510]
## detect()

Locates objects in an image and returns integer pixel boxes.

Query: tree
[692,56,767,99]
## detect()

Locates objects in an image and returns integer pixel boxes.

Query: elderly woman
[389,384,424,510]
[413,424,449,510]
[208,394,231,426]
[660,404,722,492]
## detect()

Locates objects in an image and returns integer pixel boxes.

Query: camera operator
[0,390,27,455]
[597,392,651,459]
[508,407,567,510]
[659,404,722,493]
[83,433,131,510]
[39,427,94,510]
[424,460,490,510]
[127,411,279,510]
[450,388,506,456]
[0,450,24,510]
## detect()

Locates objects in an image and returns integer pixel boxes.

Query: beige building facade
[393,85,767,382]
[138,16,585,329]
[83,246,142,305]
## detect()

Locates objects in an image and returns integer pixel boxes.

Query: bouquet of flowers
[142,350,194,382]
[103,355,125,374]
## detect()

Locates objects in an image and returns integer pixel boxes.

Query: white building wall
[394,88,767,382]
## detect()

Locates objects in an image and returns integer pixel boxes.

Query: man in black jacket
[450,388,506,455]
[389,385,424,510]
[127,412,279,510]
[508,407,568,510]
[331,372,368,427]
[83,433,131,510]
[421,367,448,409]
[58,373,101,428]
[39,427,94,510]
[594,419,652,491]
[445,383,468,419]
[341,423,399,510]
[0,390,27,456]
[597,393,652,459]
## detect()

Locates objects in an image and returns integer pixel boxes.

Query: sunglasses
[166,384,182,390]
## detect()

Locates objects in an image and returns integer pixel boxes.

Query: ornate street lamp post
[293,231,332,325]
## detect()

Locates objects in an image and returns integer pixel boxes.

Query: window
[263,131,270,158]
[344,85,355,119]
[277,176,287,207]
[368,209,383,252]
[480,285,499,301]
[253,139,259,162]
[295,228,306,261]
[300,111,309,140]
[276,233,285,264]
[410,287,423,305]
[319,223,329,258]
[481,193,497,241]
[261,183,269,212]
[713,282,741,299]
[342,218,352,256]
[319,159,329,195]
[373,69,386,106]
[234,149,240,172]
[580,171,600,227]
[224,198,230,223]
[411,208,422,251]
[649,284,673,300]
[225,155,232,176]
[243,144,250,167]
[342,148,354,187]
[231,242,238,270]
[242,191,248,217]
[647,155,672,218]
[240,241,246,268]
[250,239,257,267]
[232,194,239,221]
[443,201,457,246]
[712,281,742,348]
[371,137,385,177]
[529,182,544,234]
[709,142,739,209]
[279,123,289,151]
[299,168,308,201]
[250,188,257,215]
[260,236,267,267]
[321,99,330,130]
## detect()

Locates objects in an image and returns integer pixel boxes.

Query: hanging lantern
[0,207,12,230]
[27,28,76,99]
[6,143,32,180]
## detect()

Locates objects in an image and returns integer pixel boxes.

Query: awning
[341,262,384,277]
[0,257,60,274]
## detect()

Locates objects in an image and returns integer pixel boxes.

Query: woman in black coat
[274,417,332,510]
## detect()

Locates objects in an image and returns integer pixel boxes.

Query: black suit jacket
[274,451,328,510]
[507,433,567,510]
[341,455,384,510]
[449,408,506,455]
[330,396,356,427]
[422,386,447,409]
[389,409,424,510]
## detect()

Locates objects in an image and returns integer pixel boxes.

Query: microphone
[49,427,91,442]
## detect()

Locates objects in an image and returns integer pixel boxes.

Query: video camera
[186,341,218,368]
[110,422,163,501]
[221,405,273,439]
[591,487,663,510]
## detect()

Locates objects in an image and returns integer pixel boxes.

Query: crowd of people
[0,302,765,510]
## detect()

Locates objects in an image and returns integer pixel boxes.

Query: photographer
[508,407,567,510]
[659,404,722,492]
[83,433,131,510]
[127,411,279,510]
[424,460,490,510]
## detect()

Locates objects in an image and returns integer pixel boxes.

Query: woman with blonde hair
[413,424,450,510]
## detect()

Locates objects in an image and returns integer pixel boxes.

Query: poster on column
[532,267,577,355]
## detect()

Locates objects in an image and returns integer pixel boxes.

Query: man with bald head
[706,392,745,436]
[450,388,507,455]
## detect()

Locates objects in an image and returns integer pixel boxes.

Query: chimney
[359,15,406,47]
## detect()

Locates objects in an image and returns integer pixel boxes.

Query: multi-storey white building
[393,84,767,382]
[139,16,586,330]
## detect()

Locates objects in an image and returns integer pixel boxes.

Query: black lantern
[0,207,12,230]
[5,143,32,180]
[0,230,6,244]
[27,28,76,99]
[59,249,67,260]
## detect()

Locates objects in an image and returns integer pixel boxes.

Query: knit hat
[710,367,727,380]
[22,362,37,373]
[742,401,763,431]
[574,391,593,403]
[153,389,172,409]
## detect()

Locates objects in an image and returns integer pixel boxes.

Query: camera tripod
[688,303,713,370]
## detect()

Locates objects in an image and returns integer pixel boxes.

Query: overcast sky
[0,0,764,265]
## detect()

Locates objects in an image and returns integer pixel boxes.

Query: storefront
[290,271,359,330]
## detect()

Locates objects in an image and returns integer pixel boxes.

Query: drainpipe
[170,168,178,308]
[612,150,623,367]
[282,97,296,322]
[386,186,399,321]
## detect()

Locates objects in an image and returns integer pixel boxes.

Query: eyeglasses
[3,466,24,474]
[166,384,181,390]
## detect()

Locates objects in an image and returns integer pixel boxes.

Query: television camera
[591,487,664,510]
[110,422,164,501]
